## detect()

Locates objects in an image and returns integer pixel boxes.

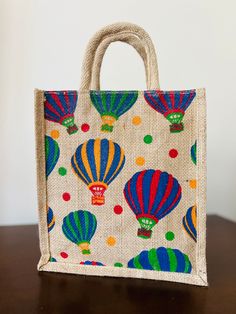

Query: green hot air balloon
[128,247,192,273]
[90,91,138,132]
[45,135,60,178]
[191,141,197,165]
[62,210,97,255]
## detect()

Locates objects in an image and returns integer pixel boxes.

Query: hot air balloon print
[128,247,192,274]
[47,207,55,232]
[90,91,138,132]
[144,90,196,133]
[62,210,97,255]
[124,169,182,239]
[191,141,197,165]
[45,136,60,178]
[71,139,125,205]
[183,206,197,242]
[44,91,78,134]
[80,261,104,266]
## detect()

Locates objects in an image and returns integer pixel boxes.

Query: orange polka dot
[135,157,145,166]
[189,179,197,189]
[106,236,116,246]
[132,116,142,125]
[50,129,60,139]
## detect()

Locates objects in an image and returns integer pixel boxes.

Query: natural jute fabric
[35,22,207,286]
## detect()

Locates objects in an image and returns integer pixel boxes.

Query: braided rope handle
[90,33,149,90]
[80,22,160,91]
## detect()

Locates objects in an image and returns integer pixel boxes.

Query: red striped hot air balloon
[124,169,182,239]
[44,91,78,135]
[144,90,196,133]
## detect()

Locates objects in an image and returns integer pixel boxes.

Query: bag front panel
[38,88,206,284]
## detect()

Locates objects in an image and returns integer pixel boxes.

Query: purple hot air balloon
[124,169,182,239]
[144,90,196,133]
[44,90,78,135]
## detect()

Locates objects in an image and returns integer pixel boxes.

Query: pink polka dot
[114,205,123,215]
[62,192,71,201]
[60,252,68,259]
[169,149,178,158]
[81,123,90,132]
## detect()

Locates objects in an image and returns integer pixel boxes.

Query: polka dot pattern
[169,149,178,158]
[81,123,90,132]
[60,252,68,259]
[44,90,200,276]
[62,192,71,201]
[114,262,123,267]
[58,167,67,176]
[50,129,60,139]
[165,231,175,241]
[189,179,197,189]
[132,116,142,125]
[135,156,145,166]
[114,205,123,215]
[106,236,116,246]
[144,134,153,144]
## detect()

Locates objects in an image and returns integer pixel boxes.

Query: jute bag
[35,22,207,286]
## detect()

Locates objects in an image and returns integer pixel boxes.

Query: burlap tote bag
[35,22,207,286]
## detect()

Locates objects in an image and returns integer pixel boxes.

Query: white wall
[0,0,235,225]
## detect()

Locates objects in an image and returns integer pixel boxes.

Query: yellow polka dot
[189,179,197,189]
[132,116,142,125]
[50,129,60,139]
[136,157,145,166]
[106,236,116,246]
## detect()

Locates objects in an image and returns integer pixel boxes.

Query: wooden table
[0,215,235,314]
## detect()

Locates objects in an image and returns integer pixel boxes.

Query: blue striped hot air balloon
[124,170,182,239]
[62,210,97,255]
[44,91,78,134]
[191,141,197,165]
[144,90,196,133]
[45,136,60,178]
[128,247,192,273]
[71,138,125,205]
[47,207,55,232]
[183,206,197,242]
[90,91,138,132]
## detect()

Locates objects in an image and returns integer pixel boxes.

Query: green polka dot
[144,134,153,144]
[165,231,175,241]
[58,167,67,176]
[114,262,123,267]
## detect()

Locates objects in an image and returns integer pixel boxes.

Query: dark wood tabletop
[0,215,235,314]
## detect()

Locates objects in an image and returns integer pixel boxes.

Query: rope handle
[80,22,160,91]
[90,33,149,90]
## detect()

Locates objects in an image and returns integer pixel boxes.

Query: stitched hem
[39,261,208,286]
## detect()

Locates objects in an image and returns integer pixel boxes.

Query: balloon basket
[170,123,184,133]
[92,195,105,206]
[82,249,91,255]
[138,228,152,239]
[67,124,78,135]
[101,124,113,132]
